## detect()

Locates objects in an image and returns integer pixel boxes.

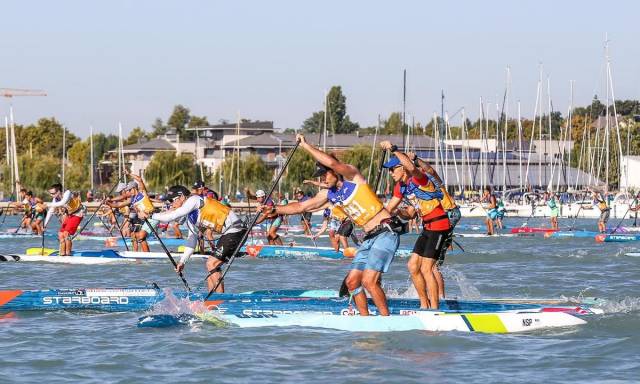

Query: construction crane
[0,88,47,201]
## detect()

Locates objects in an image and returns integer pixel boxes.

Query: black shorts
[413,229,450,260]
[337,220,354,237]
[301,212,313,223]
[436,231,454,266]
[212,229,247,262]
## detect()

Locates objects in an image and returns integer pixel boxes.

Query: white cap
[255,189,266,198]
[115,183,127,193]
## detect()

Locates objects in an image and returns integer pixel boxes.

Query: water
[1,216,639,383]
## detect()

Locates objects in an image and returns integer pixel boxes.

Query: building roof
[233,133,438,150]
[112,138,176,153]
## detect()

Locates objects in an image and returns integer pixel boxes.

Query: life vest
[331,206,347,221]
[66,194,82,214]
[547,198,557,209]
[439,187,457,211]
[131,192,154,215]
[195,197,231,233]
[399,178,444,219]
[327,181,383,227]
[597,199,608,211]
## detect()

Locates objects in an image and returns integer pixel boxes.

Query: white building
[620,155,640,191]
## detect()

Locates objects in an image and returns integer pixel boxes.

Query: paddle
[301,214,317,247]
[568,190,589,231]
[71,177,122,241]
[204,140,301,300]
[40,231,45,256]
[110,207,130,252]
[144,217,191,291]
[607,194,638,235]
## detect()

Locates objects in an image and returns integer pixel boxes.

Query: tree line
[2,89,639,198]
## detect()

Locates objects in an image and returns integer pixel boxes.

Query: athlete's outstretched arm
[296,134,365,183]
[265,189,329,216]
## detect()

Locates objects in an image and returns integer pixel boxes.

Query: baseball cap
[115,183,127,193]
[124,181,138,190]
[312,162,329,178]
[382,156,402,169]
[192,180,205,189]
[162,185,190,202]
[255,189,266,198]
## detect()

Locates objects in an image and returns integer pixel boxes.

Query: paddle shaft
[608,197,637,235]
[301,214,317,247]
[205,141,301,299]
[111,208,129,252]
[569,191,589,231]
[144,218,191,291]
[71,177,123,240]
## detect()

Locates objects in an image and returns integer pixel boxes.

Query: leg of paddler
[345,269,369,315]
[407,254,429,308]
[420,257,439,309]
[206,257,224,293]
[58,231,67,255]
[361,270,388,316]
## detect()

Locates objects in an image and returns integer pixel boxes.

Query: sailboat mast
[90,126,94,191]
[9,106,20,199]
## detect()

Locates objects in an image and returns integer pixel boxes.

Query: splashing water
[594,297,640,314]
[445,269,482,299]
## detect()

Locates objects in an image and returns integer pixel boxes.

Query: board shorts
[447,207,461,229]
[550,207,559,218]
[337,220,354,237]
[328,218,341,232]
[60,214,82,235]
[413,229,450,260]
[487,209,499,220]
[351,230,399,273]
[140,218,159,235]
[599,209,610,223]
[211,229,247,262]
[266,217,283,231]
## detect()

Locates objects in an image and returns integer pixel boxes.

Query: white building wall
[620,156,640,191]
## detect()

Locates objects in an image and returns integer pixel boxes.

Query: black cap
[192,180,205,189]
[163,185,191,202]
[312,162,329,178]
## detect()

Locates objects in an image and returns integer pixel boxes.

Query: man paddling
[593,191,610,233]
[481,186,498,235]
[43,184,84,256]
[106,178,156,252]
[140,185,247,293]
[258,134,401,316]
[379,142,450,309]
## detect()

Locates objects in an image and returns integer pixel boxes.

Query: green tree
[300,86,359,134]
[341,144,382,182]
[381,112,404,135]
[66,141,91,190]
[91,133,119,162]
[151,117,167,137]
[188,115,209,128]
[2,154,61,197]
[282,149,316,192]
[213,154,272,197]
[126,127,149,145]
[16,118,79,159]
[168,104,192,139]
[143,152,196,192]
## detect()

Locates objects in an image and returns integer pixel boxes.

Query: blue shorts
[487,209,498,220]
[140,218,159,235]
[351,231,399,273]
[328,218,341,232]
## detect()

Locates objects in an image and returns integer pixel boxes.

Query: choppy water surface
[1,216,639,383]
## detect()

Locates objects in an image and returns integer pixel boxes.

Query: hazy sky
[1,1,639,138]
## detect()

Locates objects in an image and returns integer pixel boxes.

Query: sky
[1,0,639,138]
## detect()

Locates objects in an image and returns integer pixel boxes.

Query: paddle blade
[26,248,55,256]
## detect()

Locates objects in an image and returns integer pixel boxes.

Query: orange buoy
[594,234,605,243]
[342,247,357,258]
